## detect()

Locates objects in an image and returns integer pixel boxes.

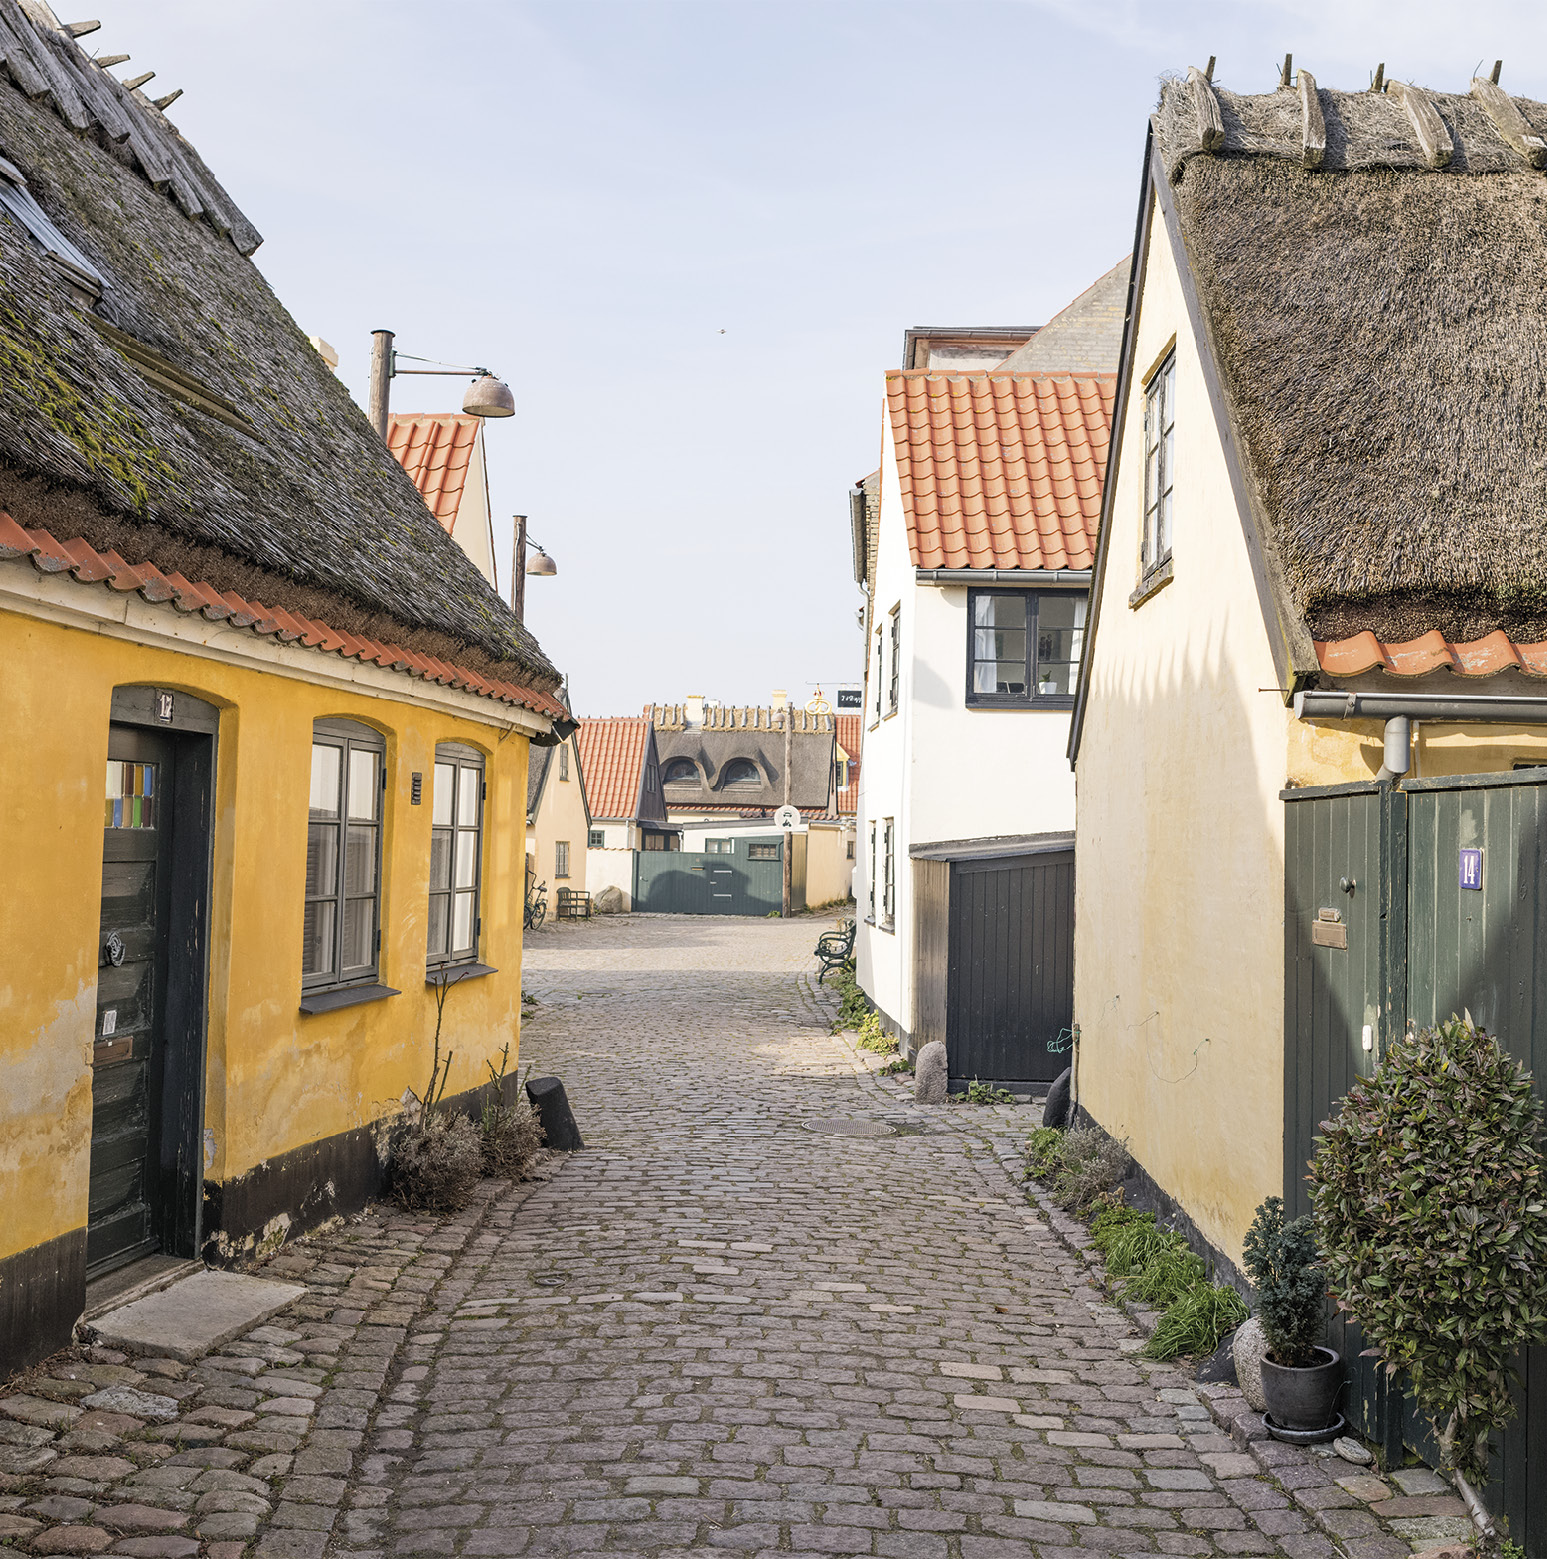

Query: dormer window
[662,759,698,784]
[0,153,103,305]
[721,759,761,786]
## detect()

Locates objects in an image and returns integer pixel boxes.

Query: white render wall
[855,399,1080,1045]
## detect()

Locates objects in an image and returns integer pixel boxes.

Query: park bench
[556,886,592,921]
[815,917,856,983]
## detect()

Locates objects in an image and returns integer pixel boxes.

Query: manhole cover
[804,1118,896,1138]
[531,1272,571,1287]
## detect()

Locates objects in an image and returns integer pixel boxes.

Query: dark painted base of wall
[201,1075,517,1267]
[875,1006,914,1058]
[1072,1104,1250,1299]
[0,1226,86,1382]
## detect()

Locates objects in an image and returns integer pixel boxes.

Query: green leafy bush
[830,959,873,1032]
[1242,1196,1324,1367]
[1309,1015,1547,1487]
[854,1010,897,1054]
[960,1079,1017,1105]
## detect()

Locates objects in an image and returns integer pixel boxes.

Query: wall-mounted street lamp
[367,328,515,438]
[511,514,558,624]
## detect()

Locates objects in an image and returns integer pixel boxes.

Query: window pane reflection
[347,748,378,821]
[458,766,480,825]
[432,763,454,826]
[341,897,373,970]
[309,745,340,818]
[302,899,335,976]
[306,822,339,896]
[454,830,477,889]
[452,891,475,951]
[343,825,375,896]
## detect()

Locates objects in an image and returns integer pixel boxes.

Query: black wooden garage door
[946,848,1074,1089]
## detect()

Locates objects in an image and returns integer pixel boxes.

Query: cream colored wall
[805,823,855,908]
[1074,189,1293,1268]
[453,427,498,589]
[526,734,589,893]
[1287,716,1547,787]
[585,837,635,908]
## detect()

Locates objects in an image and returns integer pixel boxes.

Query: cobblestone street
[2,916,1456,1559]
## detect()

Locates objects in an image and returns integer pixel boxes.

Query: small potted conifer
[1242,1196,1341,1438]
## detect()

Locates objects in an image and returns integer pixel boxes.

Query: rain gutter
[1293,690,1547,782]
[915,568,1091,586]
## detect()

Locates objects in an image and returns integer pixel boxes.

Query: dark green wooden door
[1285,774,1545,1553]
[92,725,175,1275]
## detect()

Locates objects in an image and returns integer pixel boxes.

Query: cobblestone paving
[0,915,1464,1559]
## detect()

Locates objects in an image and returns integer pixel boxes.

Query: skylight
[0,152,104,301]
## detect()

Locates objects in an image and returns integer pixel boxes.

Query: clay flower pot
[1261,1346,1342,1432]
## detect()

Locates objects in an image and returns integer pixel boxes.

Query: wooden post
[1300,69,1326,168]
[512,514,528,621]
[782,699,793,918]
[367,329,393,439]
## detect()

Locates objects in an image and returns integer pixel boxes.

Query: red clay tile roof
[386,414,480,535]
[886,371,1115,570]
[0,513,565,719]
[1318,631,1547,680]
[835,714,861,816]
[578,716,651,820]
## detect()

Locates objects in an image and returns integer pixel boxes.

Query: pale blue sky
[98,1,1547,714]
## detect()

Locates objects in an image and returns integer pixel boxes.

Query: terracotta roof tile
[0,512,565,720]
[387,414,481,535]
[835,713,861,817]
[1318,631,1547,680]
[577,717,652,821]
[887,371,1115,570]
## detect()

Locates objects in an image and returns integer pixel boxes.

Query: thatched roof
[0,0,557,689]
[1155,72,1547,647]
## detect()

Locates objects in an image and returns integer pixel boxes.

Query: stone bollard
[914,1041,948,1105]
[1042,1066,1072,1130]
[526,1076,585,1151]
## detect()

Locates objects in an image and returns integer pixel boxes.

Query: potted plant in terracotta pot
[1242,1196,1341,1440]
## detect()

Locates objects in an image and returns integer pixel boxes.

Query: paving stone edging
[826,1026,1476,1559]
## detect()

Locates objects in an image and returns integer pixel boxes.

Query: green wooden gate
[1285,773,1546,1553]
[633,845,784,915]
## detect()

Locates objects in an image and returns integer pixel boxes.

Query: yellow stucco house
[526,727,592,906]
[0,10,566,1376]
[1071,69,1547,1532]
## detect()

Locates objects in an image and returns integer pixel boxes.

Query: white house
[853,278,1122,1089]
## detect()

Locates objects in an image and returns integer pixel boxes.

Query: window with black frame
[882,818,895,929]
[304,720,385,992]
[427,742,484,970]
[967,590,1087,707]
[888,608,900,713]
[1143,351,1176,574]
[868,823,877,920]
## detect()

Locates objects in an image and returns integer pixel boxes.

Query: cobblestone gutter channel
[1,918,1475,1559]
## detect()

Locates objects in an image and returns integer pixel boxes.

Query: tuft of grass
[960,1079,1018,1105]
[854,1010,898,1054]
[880,1056,914,1077]
[1122,1244,1207,1307]
[1143,1282,1248,1361]
[1024,1126,1065,1180]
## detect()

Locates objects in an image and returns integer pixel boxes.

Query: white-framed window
[304,720,385,992]
[427,743,484,970]
[705,838,734,854]
[868,823,878,920]
[558,743,569,780]
[555,840,570,879]
[1143,351,1176,573]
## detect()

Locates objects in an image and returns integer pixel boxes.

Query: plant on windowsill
[1241,1196,1340,1439]
[390,974,483,1212]
[1309,1016,1547,1541]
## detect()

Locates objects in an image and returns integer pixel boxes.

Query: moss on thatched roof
[0,4,557,689]
[1155,75,1547,647]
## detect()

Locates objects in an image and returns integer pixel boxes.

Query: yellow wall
[0,605,530,1268]
[1073,192,1290,1268]
[805,823,856,909]
[1288,716,1547,788]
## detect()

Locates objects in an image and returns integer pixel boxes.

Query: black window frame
[426,741,486,973]
[1142,350,1176,575]
[888,607,901,714]
[588,828,605,848]
[555,840,570,879]
[872,627,883,725]
[867,822,877,921]
[965,587,1087,711]
[303,719,386,995]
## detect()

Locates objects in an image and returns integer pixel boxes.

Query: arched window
[662,758,698,784]
[721,758,761,786]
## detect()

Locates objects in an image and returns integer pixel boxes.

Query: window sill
[1129,557,1174,608]
[966,696,1076,712]
[427,962,497,988]
[299,982,400,1015]
[879,919,896,935]
[883,708,899,721]
[864,915,876,926]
